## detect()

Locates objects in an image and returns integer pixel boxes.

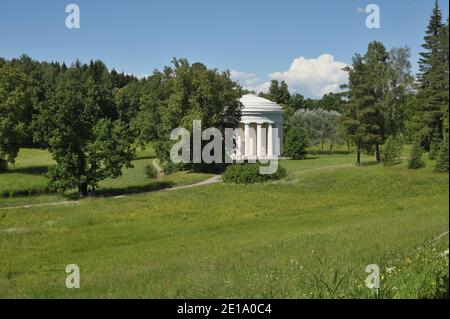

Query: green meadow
[0,148,448,298]
[0,146,212,207]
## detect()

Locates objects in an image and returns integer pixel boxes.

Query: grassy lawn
[0,151,448,298]
[0,149,53,198]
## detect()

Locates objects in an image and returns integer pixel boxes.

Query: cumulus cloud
[231,54,348,98]
[269,54,348,97]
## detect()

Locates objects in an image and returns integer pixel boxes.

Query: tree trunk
[321,140,324,151]
[79,183,88,197]
[357,143,361,166]
[330,143,333,152]
[376,144,381,163]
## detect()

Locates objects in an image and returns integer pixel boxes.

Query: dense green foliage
[222,162,286,184]
[434,141,449,173]
[429,132,442,159]
[342,42,413,165]
[147,59,243,170]
[415,2,449,150]
[0,65,31,172]
[33,62,136,196]
[408,141,426,169]
[290,109,343,151]
[382,135,403,166]
[284,128,308,159]
[0,57,242,194]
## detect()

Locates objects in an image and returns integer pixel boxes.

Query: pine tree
[434,140,449,173]
[342,42,389,165]
[260,80,291,105]
[428,132,442,159]
[418,1,444,85]
[408,140,426,169]
[416,1,448,149]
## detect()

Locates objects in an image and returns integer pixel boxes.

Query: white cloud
[251,81,271,93]
[269,54,348,97]
[230,70,260,88]
[230,70,257,80]
[230,69,270,93]
[231,54,348,98]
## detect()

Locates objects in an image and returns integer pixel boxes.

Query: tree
[382,135,403,166]
[429,131,442,159]
[290,108,342,151]
[434,140,449,173]
[156,59,243,170]
[342,51,383,165]
[34,63,135,196]
[364,41,391,162]
[384,47,414,138]
[408,140,426,169]
[129,71,168,148]
[260,80,291,105]
[415,1,448,149]
[0,65,31,172]
[284,127,308,159]
[260,80,294,137]
[289,93,305,111]
[317,93,342,112]
[342,41,409,164]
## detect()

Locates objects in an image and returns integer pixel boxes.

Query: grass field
[0,148,448,298]
[0,146,212,207]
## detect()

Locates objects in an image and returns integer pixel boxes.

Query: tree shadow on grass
[135,155,157,160]
[84,181,175,198]
[8,165,49,175]
[304,156,320,160]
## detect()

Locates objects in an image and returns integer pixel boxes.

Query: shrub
[222,162,287,184]
[408,140,425,169]
[145,163,158,178]
[382,135,403,166]
[161,161,186,174]
[434,141,449,173]
[284,128,308,159]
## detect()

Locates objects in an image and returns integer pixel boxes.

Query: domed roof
[239,94,283,113]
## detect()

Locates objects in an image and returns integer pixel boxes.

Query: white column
[267,123,273,157]
[279,124,283,156]
[256,123,262,158]
[274,125,280,156]
[235,130,241,157]
[244,123,250,157]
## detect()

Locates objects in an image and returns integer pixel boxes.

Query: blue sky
[1,0,448,97]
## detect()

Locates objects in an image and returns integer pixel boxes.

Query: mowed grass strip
[0,158,447,298]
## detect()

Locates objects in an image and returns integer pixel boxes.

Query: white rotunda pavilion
[234,94,284,160]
